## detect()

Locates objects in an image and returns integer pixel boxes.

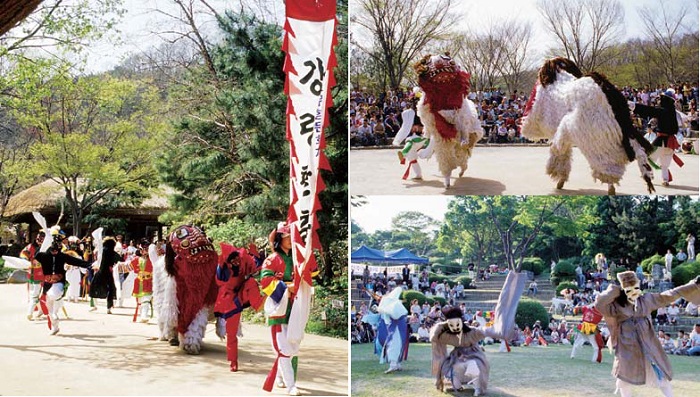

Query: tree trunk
[0,0,43,36]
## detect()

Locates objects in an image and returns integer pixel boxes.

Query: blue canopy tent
[351,245,429,264]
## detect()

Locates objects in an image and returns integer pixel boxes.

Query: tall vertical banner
[283,0,337,347]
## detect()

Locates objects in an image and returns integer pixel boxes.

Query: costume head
[617,271,642,303]
[35,231,45,244]
[412,52,471,141]
[165,225,216,277]
[443,306,465,334]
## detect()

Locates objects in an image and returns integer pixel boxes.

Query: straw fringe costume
[413,53,483,189]
[520,57,654,195]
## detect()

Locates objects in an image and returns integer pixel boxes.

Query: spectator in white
[687,234,696,261]
[667,303,680,325]
[417,323,430,342]
[687,324,700,356]
[575,264,585,288]
[664,249,674,274]
[410,299,421,318]
[422,302,430,317]
[676,249,687,262]
[454,281,464,299]
[527,280,538,296]
[435,281,446,299]
[411,273,419,290]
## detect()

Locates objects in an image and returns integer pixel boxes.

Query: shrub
[520,257,545,276]
[515,299,549,330]
[401,290,428,311]
[671,260,700,286]
[453,275,473,287]
[641,254,679,274]
[555,282,578,296]
[428,272,451,284]
[553,259,576,277]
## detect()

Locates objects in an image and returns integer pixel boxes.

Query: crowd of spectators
[658,323,700,356]
[350,82,699,148]
[350,88,535,147]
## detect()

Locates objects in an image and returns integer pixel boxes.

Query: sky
[83,0,286,72]
[351,195,453,233]
[351,0,699,67]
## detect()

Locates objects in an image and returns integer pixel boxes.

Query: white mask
[623,281,642,303]
[447,318,463,333]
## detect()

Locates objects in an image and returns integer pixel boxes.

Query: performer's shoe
[229,361,238,372]
[473,387,482,396]
[662,181,669,186]
[276,378,286,388]
[140,318,149,323]
[384,367,399,374]
[288,386,301,396]
[49,327,60,335]
[89,306,97,311]
[107,309,112,314]
[27,314,34,321]
[397,151,405,165]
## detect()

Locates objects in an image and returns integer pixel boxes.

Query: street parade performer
[431,271,527,396]
[214,242,265,372]
[365,286,410,374]
[34,227,92,335]
[261,222,317,396]
[570,304,605,363]
[89,230,119,314]
[20,231,49,320]
[594,271,700,397]
[393,95,428,181]
[131,240,156,323]
[413,52,483,189]
[630,93,684,187]
[519,57,655,195]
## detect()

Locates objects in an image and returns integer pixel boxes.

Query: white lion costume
[413,53,483,188]
[519,57,655,195]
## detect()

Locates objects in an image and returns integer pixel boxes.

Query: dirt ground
[349,145,700,196]
[0,283,348,396]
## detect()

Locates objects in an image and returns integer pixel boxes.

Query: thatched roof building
[2,180,171,241]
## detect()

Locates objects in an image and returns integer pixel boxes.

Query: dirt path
[0,284,348,396]
[350,146,699,195]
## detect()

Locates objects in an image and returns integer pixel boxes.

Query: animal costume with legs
[570,304,604,363]
[431,272,527,396]
[153,225,220,354]
[631,95,683,186]
[413,53,483,189]
[520,57,655,195]
[214,242,264,372]
[594,271,700,397]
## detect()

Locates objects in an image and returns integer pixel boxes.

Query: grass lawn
[351,342,700,397]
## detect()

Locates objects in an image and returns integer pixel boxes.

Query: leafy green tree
[4,63,162,235]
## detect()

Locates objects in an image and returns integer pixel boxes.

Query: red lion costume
[154,225,219,354]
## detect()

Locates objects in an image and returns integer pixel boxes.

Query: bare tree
[537,0,624,72]
[495,19,535,95]
[638,0,693,83]
[351,0,456,90]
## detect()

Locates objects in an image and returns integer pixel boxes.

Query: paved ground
[350,145,699,196]
[0,284,348,396]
